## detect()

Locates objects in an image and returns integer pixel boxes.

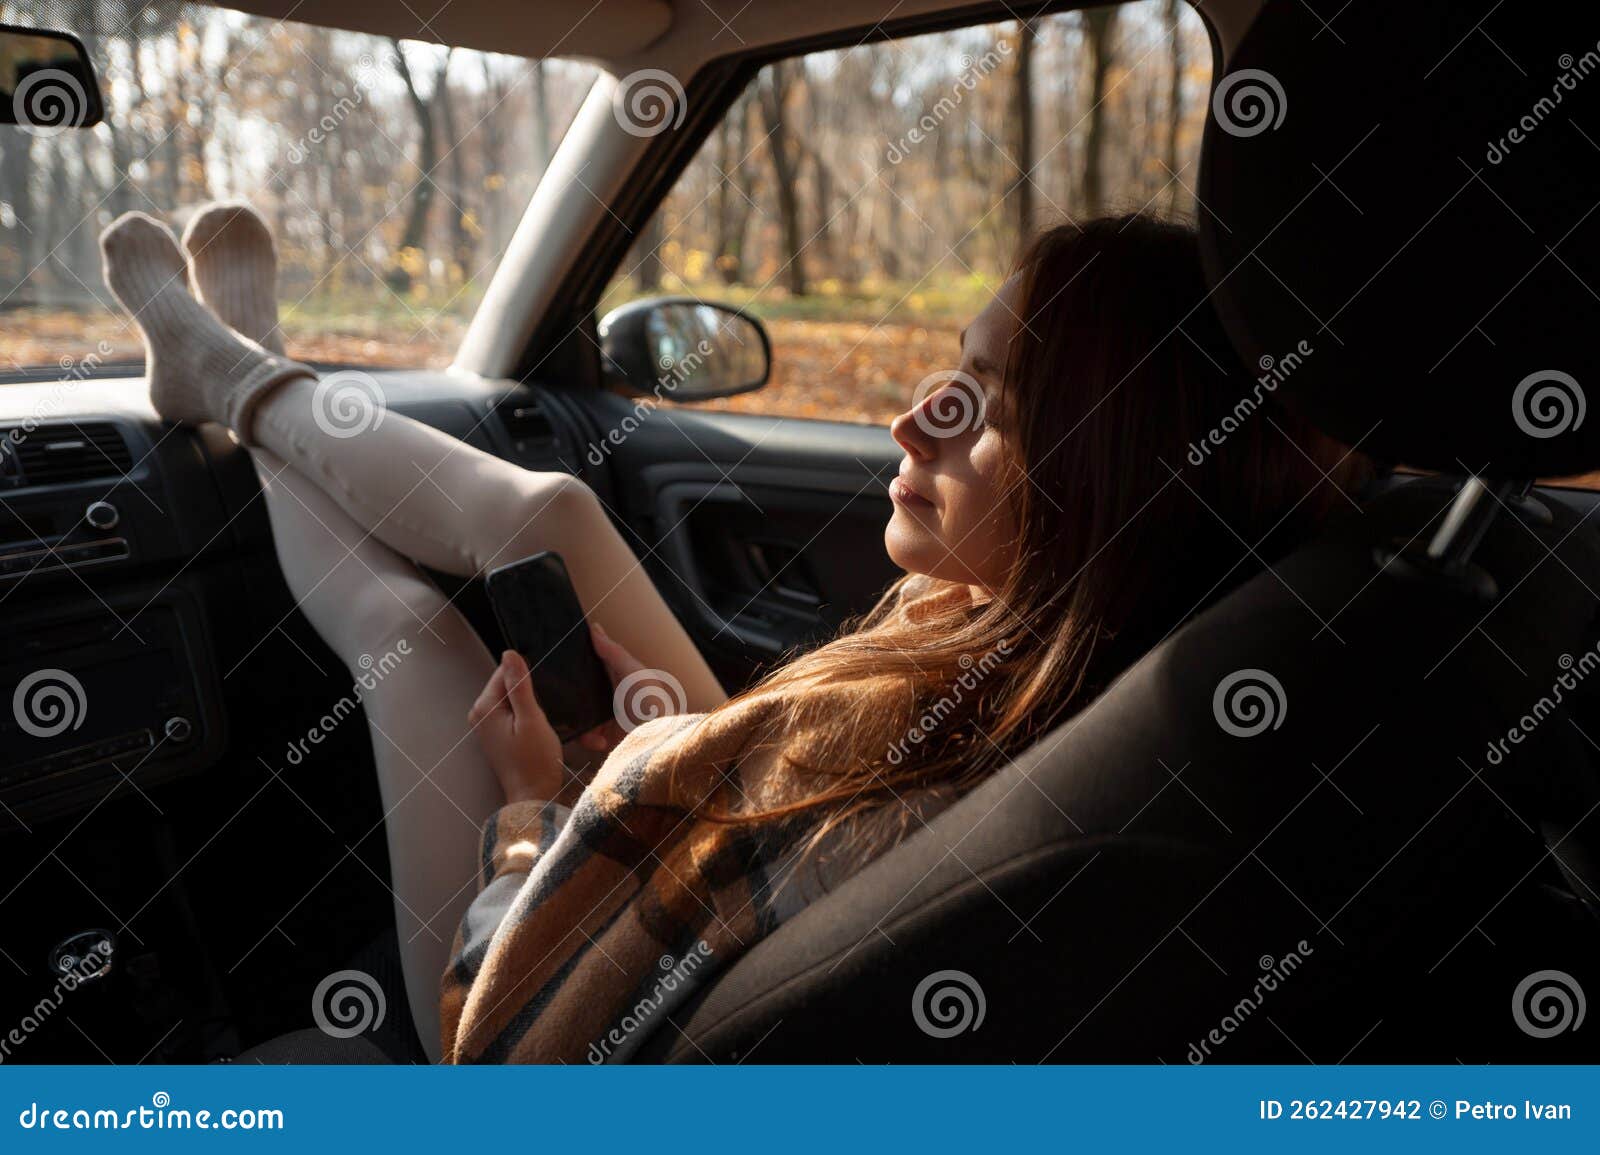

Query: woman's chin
[884,510,942,575]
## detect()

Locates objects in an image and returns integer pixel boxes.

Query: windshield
[0,1,597,376]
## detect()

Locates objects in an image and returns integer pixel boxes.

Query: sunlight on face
[884,278,1023,593]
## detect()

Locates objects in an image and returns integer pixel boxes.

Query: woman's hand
[468,650,565,805]
[571,623,649,756]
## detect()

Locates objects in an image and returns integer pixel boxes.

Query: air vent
[495,397,562,463]
[12,423,133,487]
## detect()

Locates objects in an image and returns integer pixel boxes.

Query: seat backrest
[639,479,1600,1062]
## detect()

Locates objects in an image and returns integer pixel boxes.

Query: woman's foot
[100,211,310,444]
[181,200,285,355]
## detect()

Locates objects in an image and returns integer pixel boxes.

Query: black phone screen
[483,551,613,741]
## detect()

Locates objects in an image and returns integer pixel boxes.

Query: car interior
[1,0,1597,1065]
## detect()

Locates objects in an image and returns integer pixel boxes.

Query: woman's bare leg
[252,449,508,1060]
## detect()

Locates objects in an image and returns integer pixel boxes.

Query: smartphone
[483,550,613,742]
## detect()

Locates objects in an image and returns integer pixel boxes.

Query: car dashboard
[0,369,593,830]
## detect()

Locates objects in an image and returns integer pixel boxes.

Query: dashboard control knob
[164,716,193,744]
[85,501,119,531]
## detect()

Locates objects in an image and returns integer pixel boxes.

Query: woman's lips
[890,476,934,508]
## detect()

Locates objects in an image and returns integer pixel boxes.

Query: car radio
[0,497,131,580]
[0,594,221,827]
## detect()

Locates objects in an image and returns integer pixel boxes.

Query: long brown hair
[703,214,1368,845]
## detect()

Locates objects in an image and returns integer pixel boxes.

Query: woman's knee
[480,471,603,572]
[313,565,450,660]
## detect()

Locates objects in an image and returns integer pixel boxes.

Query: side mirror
[598,297,771,401]
[0,23,103,132]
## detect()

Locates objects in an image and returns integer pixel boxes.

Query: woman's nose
[891,396,937,461]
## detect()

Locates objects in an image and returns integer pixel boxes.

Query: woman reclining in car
[97,201,1367,1062]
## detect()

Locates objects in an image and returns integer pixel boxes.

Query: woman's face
[885,279,1023,592]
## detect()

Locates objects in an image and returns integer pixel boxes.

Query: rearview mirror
[598,297,771,401]
[0,23,103,133]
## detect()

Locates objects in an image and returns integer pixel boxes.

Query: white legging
[245,378,726,1059]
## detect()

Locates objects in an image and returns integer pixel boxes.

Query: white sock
[100,211,312,445]
[182,200,286,356]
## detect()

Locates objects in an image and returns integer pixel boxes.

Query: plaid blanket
[439,696,823,1064]
[440,577,971,1063]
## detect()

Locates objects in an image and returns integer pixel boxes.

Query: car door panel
[570,392,902,685]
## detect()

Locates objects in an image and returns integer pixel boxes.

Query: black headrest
[1199,1,1600,478]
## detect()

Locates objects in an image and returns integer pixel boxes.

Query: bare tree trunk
[634,212,664,290]
[1009,19,1037,250]
[434,61,472,281]
[758,61,807,297]
[389,41,452,292]
[1081,7,1120,217]
[1164,0,1185,212]
[530,59,552,173]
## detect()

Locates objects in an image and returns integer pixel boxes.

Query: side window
[598,0,1212,423]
